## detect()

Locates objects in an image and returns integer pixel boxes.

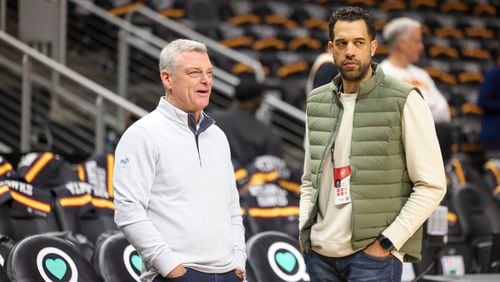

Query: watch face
[381,238,394,250]
[378,235,392,250]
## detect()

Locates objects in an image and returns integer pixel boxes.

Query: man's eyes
[187,70,213,77]
[335,41,364,47]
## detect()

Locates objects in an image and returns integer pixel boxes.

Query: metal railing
[68,0,249,129]
[0,30,148,153]
[67,0,306,165]
[1,0,306,165]
[0,0,6,31]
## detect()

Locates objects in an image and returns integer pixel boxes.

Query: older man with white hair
[114,39,246,282]
[381,17,451,123]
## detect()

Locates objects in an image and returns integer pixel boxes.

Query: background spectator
[381,17,451,123]
[477,47,500,154]
[213,80,283,168]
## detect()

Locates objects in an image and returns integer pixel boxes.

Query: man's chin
[340,71,363,82]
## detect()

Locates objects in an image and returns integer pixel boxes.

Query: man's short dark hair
[328,7,376,42]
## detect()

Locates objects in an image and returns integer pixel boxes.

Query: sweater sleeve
[382,91,447,250]
[299,122,313,232]
[113,125,182,277]
[227,157,247,270]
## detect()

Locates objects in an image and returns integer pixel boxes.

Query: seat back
[452,184,500,272]
[0,235,15,270]
[489,233,500,272]
[0,265,9,282]
[0,180,61,242]
[16,152,78,190]
[453,184,500,240]
[6,234,100,281]
[246,231,309,282]
[0,156,15,181]
[53,181,117,243]
[186,0,220,37]
[92,232,141,282]
[483,159,500,205]
[236,156,301,240]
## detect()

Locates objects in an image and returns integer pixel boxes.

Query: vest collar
[331,62,384,99]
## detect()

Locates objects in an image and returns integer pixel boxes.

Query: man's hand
[167,265,187,278]
[234,267,245,280]
[363,239,391,258]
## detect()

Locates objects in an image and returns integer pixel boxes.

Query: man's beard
[336,60,371,82]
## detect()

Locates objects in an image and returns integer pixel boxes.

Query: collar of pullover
[157,98,214,134]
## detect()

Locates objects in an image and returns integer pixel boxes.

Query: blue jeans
[305,250,402,282]
[153,268,242,282]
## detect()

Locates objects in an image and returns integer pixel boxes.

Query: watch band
[377,234,395,251]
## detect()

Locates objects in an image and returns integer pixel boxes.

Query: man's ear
[160,70,171,89]
[327,41,334,54]
[370,39,378,57]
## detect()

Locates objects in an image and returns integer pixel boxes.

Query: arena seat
[236,155,301,240]
[246,231,309,282]
[92,231,142,282]
[53,181,116,244]
[483,159,500,205]
[0,265,9,282]
[0,180,61,242]
[0,235,15,270]
[6,234,100,281]
[452,183,500,272]
[51,153,118,243]
[186,0,220,38]
[0,156,15,181]
[16,152,78,190]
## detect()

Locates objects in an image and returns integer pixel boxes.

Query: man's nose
[345,42,356,58]
[200,73,211,83]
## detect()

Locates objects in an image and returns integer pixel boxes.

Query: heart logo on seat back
[275,251,297,273]
[45,258,67,280]
[131,254,142,271]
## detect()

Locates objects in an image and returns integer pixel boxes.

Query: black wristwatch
[377,234,395,251]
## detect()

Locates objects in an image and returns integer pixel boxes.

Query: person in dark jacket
[477,48,500,153]
[213,80,283,168]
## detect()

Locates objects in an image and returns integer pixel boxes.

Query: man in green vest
[299,7,446,282]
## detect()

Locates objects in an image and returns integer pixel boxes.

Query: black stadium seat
[0,156,15,181]
[0,235,15,271]
[92,231,142,282]
[246,231,309,282]
[483,159,500,205]
[53,153,118,243]
[0,180,61,242]
[236,156,301,240]
[0,265,9,282]
[452,183,500,273]
[6,234,100,281]
[75,153,115,200]
[53,181,117,244]
[16,152,78,190]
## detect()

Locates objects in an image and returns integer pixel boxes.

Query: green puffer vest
[300,63,423,262]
